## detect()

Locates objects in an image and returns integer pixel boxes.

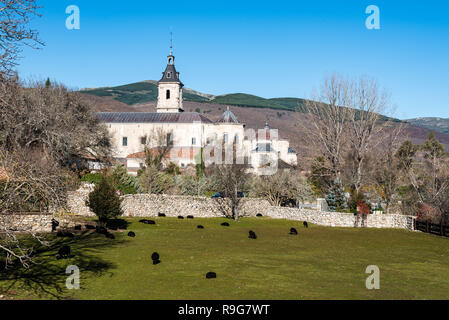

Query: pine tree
[45,78,51,88]
[325,179,348,212]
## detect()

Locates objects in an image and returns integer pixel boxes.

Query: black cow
[128,231,136,237]
[289,227,298,235]
[303,221,309,228]
[151,252,161,265]
[197,225,204,229]
[57,245,71,259]
[158,213,166,217]
[248,230,257,239]
[187,215,194,219]
[51,219,59,232]
[139,219,148,223]
[206,272,217,279]
[105,232,115,239]
[178,216,184,219]
[145,220,156,225]
[221,222,230,227]
[96,226,108,235]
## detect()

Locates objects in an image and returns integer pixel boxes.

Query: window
[235,134,239,144]
[166,90,170,99]
[141,137,146,145]
[167,72,171,78]
[192,137,196,145]
[166,133,173,146]
[223,133,228,143]
[122,137,128,146]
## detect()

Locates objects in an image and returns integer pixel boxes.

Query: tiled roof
[96,112,213,124]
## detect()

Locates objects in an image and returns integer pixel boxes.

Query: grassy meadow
[1,217,448,300]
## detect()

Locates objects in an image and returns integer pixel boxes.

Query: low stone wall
[121,194,271,218]
[65,185,416,231]
[1,214,77,233]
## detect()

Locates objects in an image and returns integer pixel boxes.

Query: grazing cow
[303,221,309,228]
[51,219,59,232]
[197,225,204,229]
[96,226,108,235]
[57,245,71,259]
[289,227,298,235]
[158,213,166,217]
[85,224,95,230]
[221,222,230,227]
[206,272,217,279]
[105,232,115,239]
[151,252,161,265]
[256,213,263,217]
[187,215,194,219]
[248,230,257,239]
[178,216,184,219]
[146,220,156,225]
[128,231,136,237]
[74,225,82,231]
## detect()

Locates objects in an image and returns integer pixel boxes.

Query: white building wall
[157,82,183,112]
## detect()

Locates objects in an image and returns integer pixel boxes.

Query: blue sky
[17,0,449,119]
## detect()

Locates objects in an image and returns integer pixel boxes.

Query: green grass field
[1,217,448,300]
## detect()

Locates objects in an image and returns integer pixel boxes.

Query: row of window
[122,134,238,147]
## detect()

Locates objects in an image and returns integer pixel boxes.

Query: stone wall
[65,184,416,231]
[1,214,77,233]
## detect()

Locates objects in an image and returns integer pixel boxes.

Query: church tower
[156,39,184,113]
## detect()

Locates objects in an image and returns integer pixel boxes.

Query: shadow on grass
[0,231,126,300]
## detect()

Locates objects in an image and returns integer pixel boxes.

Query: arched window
[166,90,170,99]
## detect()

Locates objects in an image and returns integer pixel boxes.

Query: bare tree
[0,0,43,75]
[346,76,391,193]
[142,127,174,170]
[252,169,314,206]
[302,74,354,189]
[370,123,405,213]
[0,79,112,168]
[211,164,249,221]
[0,147,70,268]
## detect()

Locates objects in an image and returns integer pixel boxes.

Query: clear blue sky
[17,0,449,119]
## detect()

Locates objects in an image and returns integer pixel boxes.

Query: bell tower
[157,35,184,113]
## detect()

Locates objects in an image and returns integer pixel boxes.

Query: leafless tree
[346,76,391,193]
[370,123,405,213]
[0,0,43,75]
[142,127,174,170]
[302,74,354,189]
[211,164,249,221]
[0,79,112,168]
[251,169,314,206]
[0,146,72,268]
